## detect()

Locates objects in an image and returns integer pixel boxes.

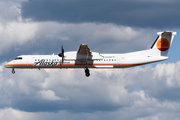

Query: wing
[77,44,103,60]
[77,44,92,56]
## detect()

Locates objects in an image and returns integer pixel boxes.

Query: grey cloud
[1,105,180,120]
[121,62,180,102]
[0,1,22,23]
[1,68,130,112]
[1,0,180,119]
[0,106,180,120]
[2,61,180,114]
[21,0,180,29]
[0,22,157,63]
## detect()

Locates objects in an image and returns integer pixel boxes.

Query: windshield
[14,57,22,60]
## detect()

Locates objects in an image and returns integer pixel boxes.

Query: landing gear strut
[80,46,91,77]
[12,68,15,74]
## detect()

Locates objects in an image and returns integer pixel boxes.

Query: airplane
[5,31,176,77]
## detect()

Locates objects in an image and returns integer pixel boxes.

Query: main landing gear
[81,61,90,77]
[12,68,15,74]
[85,67,90,77]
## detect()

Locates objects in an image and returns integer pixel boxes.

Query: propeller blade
[58,45,64,64]
[61,46,64,55]
[62,56,64,63]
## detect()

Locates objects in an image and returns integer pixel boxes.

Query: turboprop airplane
[5,31,176,77]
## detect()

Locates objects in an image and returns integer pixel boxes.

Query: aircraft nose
[4,61,13,68]
[5,63,10,68]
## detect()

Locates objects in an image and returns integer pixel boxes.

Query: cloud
[1,0,180,119]
[1,60,180,115]
[21,0,180,29]
[0,21,157,63]
[0,108,34,120]
[0,92,180,120]
[0,22,38,53]
[0,1,23,23]
[36,90,69,101]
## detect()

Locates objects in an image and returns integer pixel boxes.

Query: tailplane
[150,31,176,56]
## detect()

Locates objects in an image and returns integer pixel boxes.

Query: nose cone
[5,63,10,68]
[4,61,13,68]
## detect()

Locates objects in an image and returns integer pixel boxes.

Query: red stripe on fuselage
[5,62,146,69]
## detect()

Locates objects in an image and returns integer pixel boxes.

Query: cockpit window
[14,57,22,60]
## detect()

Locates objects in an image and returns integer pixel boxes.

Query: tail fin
[150,31,176,56]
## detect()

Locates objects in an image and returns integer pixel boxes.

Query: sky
[0,0,180,119]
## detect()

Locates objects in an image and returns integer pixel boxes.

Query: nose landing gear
[12,68,15,74]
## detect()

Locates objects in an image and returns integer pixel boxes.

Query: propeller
[58,46,64,63]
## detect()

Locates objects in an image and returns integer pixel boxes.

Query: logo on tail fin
[156,38,170,51]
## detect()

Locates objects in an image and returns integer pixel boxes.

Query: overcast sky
[1,0,180,120]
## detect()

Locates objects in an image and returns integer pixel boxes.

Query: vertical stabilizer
[150,31,176,56]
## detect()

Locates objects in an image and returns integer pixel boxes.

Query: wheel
[85,68,90,77]
[12,68,15,74]
[85,72,90,77]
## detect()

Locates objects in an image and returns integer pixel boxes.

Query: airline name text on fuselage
[34,60,59,66]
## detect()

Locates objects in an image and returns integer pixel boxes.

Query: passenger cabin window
[14,57,22,60]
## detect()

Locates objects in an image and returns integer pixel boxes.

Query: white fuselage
[4,31,176,77]
[5,49,169,69]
